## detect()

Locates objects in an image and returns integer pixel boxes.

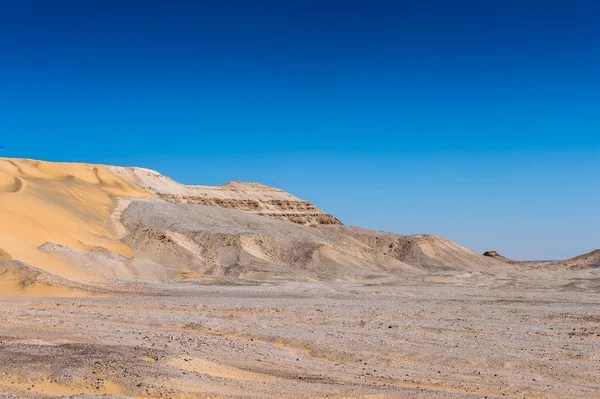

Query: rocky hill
[0,157,511,287]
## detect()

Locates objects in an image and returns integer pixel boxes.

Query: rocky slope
[119,200,506,282]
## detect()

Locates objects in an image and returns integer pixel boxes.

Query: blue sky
[0,1,598,260]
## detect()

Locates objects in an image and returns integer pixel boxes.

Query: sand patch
[165,355,281,382]
[0,260,90,297]
[32,378,122,396]
[0,248,11,261]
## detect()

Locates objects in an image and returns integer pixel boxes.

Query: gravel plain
[1,270,599,399]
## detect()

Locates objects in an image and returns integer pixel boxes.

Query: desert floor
[0,269,599,399]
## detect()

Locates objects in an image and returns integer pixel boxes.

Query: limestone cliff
[110,167,342,226]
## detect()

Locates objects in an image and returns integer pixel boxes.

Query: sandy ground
[0,271,599,399]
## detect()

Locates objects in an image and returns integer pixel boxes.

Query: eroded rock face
[483,251,500,257]
[110,168,342,226]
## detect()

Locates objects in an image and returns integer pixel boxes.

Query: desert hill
[546,249,600,269]
[119,200,506,281]
[0,157,515,286]
[482,249,600,269]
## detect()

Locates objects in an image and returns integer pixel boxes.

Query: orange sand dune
[0,158,152,280]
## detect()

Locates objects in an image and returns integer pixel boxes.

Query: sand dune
[0,158,152,280]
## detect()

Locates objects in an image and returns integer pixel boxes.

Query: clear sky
[1,1,598,260]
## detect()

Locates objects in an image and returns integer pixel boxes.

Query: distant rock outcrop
[483,250,518,264]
